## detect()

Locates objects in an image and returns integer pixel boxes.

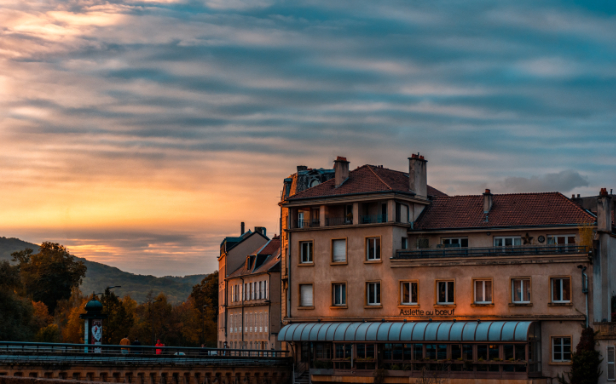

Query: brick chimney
[334,156,349,188]
[483,189,493,214]
[408,154,427,199]
[597,188,613,233]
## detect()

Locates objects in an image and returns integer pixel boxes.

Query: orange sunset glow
[1,0,614,276]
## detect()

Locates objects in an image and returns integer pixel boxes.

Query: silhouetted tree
[0,261,36,340]
[12,242,86,314]
[558,327,602,384]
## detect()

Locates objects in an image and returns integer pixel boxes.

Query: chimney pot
[577,194,580,198]
[334,156,350,188]
[241,222,245,235]
[485,189,491,194]
[572,194,575,199]
[297,165,307,172]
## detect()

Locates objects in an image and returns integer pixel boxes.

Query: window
[366,282,381,306]
[494,236,521,247]
[366,237,381,261]
[551,277,571,303]
[401,282,418,305]
[299,284,313,307]
[442,238,468,248]
[512,278,531,303]
[264,280,267,299]
[345,204,353,224]
[437,281,454,304]
[608,346,615,381]
[300,241,313,264]
[548,235,576,245]
[332,239,347,263]
[474,280,492,304]
[401,237,408,250]
[552,337,572,362]
[297,212,304,228]
[332,283,346,306]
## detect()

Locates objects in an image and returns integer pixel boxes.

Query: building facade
[279,155,616,384]
[217,224,269,348]
[225,236,282,351]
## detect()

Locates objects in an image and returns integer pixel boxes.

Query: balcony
[394,245,588,260]
[296,220,320,229]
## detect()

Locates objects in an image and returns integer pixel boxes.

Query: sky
[1,0,615,277]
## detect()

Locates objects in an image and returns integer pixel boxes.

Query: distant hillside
[0,237,207,303]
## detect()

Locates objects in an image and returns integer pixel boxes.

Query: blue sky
[1,0,615,276]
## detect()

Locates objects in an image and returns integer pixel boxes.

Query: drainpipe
[577,265,589,328]
[267,271,272,349]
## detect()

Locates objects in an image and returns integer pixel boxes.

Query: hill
[0,237,207,303]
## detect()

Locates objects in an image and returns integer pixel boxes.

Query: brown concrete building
[217,224,269,348]
[224,236,282,351]
[278,155,616,384]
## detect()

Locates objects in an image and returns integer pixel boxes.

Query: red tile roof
[415,192,596,230]
[288,165,446,200]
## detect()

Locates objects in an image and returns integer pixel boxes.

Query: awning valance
[278,321,534,343]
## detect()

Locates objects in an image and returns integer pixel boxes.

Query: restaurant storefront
[280,321,542,382]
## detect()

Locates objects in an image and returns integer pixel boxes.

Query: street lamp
[202,304,208,346]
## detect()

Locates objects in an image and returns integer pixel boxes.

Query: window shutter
[300,285,313,307]
[333,239,346,262]
[608,346,615,381]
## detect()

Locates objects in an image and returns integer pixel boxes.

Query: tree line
[0,242,218,347]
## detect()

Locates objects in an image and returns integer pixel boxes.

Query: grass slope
[0,237,206,303]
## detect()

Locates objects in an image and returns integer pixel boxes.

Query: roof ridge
[445,191,565,198]
[554,192,597,221]
[366,165,393,190]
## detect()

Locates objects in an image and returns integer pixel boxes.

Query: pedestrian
[155,339,165,355]
[131,338,141,354]
[120,335,131,354]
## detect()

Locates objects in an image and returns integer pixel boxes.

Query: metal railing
[0,341,290,365]
[325,217,352,226]
[395,245,588,260]
[296,220,320,229]
[360,214,387,224]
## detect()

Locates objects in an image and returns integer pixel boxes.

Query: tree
[0,261,36,340]
[558,327,602,384]
[12,243,87,314]
[190,271,219,346]
[100,289,134,345]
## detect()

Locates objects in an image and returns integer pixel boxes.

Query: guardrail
[394,245,588,260]
[0,341,290,365]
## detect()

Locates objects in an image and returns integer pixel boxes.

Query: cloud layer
[1,0,615,275]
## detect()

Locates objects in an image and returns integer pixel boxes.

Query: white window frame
[299,284,313,307]
[474,280,492,304]
[437,281,455,304]
[300,241,313,264]
[551,277,571,303]
[511,278,531,303]
[547,235,576,245]
[552,337,572,362]
[401,282,418,305]
[494,236,522,247]
[366,282,381,306]
[332,283,346,306]
[366,237,381,261]
[298,212,304,228]
[332,239,347,263]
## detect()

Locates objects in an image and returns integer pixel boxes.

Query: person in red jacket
[155,340,165,355]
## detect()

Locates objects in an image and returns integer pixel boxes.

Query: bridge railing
[0,341,289,360]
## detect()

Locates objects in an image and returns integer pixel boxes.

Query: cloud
[1,0,615,275]
[491,170,589,194]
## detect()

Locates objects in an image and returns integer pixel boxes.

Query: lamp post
[202,304,208,346]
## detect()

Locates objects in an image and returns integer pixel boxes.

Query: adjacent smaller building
[218,224,282,350]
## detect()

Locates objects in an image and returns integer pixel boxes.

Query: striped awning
[278,321,534,342]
